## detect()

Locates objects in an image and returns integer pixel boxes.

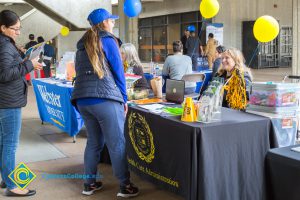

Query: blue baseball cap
[87,8,119,26]
[187,25,196,32]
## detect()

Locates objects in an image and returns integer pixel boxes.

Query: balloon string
[247,43,260,68]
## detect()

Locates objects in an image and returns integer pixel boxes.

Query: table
[266,145,300,200]
[32,79,84,141]
[124,106,273,200]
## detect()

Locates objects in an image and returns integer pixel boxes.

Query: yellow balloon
[60,26,70,36]
[200,0,220,19]
[253,15,279,43]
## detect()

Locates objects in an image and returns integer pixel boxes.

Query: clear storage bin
[247,110,297,147]
[249,82,300,107]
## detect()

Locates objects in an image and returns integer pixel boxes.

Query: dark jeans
[78,101,130,186]
[0,108,22,189]
[43,60,51,78]
[191,54,199,71]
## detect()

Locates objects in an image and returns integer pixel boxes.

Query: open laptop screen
[166,79,185,104]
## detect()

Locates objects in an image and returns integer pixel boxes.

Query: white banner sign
[206,23,223,45]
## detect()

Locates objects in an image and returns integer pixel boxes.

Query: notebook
[165,79,185,104]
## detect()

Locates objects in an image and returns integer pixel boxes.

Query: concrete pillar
[129,17,139,48]
[292,0,300,75]
[118,1,129,43]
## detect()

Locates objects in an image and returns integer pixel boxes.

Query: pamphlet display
[196,78,224,122]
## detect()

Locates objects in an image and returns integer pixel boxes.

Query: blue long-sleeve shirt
[101,37,127,102]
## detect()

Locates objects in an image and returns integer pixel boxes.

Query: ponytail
[84,24,105,79]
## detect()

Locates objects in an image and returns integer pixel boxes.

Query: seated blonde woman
[120,43,149,90]
[217,48,252,110]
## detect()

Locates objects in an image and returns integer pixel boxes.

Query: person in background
[37,36,55,78]
[163,40,195,94]
[212,45,226,77]
[120,43,148,90]
[217,48,252,110]
[71,8,139,198]
[0,10,42,197]
[24,33,37,50]
[186,25,202,71]
[180,27,190,55]
[204,33,217,69]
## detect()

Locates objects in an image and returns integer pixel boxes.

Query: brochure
[25,42,45,60]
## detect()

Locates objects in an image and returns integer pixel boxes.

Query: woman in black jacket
[0,10,42,197]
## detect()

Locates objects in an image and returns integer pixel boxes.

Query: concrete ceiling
[0,0,25,4]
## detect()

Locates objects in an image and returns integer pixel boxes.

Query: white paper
[138,104,165,111]
[28,43,45,60]
[291,146,300,153]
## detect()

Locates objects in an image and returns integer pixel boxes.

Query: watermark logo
[42,173,103,180]
[8,162,36,190]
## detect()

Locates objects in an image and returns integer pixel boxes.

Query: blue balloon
[124,0,142,18]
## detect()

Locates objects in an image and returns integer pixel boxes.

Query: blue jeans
[0,108,22,190]
[78,101,130,186]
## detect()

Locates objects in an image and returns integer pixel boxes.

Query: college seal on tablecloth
[128,112,155,163]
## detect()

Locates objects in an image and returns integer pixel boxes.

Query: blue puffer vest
[71,31,124,105]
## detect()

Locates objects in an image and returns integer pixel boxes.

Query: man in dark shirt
[186,26,202,71]
[180,27,190,55]
[37,36,55,78]
[24,34,37,50]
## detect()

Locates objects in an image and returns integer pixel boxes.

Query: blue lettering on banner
[37,85,62,107]
[45,105,65,122]
[32,79,84,137]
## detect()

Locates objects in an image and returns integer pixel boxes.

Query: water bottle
[155,64,160,76]
[149,61,155,75]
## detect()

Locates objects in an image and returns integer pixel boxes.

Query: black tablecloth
[125,107,198,199]
[125,106,273,200]
[266,144,300,200]
[194,109,272,200]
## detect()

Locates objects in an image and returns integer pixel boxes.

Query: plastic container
[247,110,298,147]
[247,104,298,114]
[249,82,300,107]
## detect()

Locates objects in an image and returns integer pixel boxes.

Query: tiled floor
[1,67,293,200]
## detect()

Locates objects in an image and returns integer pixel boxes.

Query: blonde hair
[218,47,253,80]
[84,23,106,79]
[120,43,142,67]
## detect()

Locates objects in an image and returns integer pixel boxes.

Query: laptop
[165,79,185,104]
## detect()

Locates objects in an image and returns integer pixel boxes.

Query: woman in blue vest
[71,8,138,198]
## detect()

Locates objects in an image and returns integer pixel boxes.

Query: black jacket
[71,30,124,105]
[0,34,33,108]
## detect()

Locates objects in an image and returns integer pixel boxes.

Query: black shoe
[117,183,139,198]
[0,181,6,189]
[5,189,36,197]
[82,181,103,196]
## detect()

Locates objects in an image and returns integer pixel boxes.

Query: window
[168,14,180,24]
[139,28,152,61]
[138,11,209,62]
[152,16,167,26]
[139,18,152,27]
[152,26,167,62]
